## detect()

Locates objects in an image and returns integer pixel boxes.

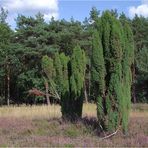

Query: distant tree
[90,7,100,22]
[0,13,12,105]
[13,14,57,104]
[0,7,8,24]
[110,9,118,18]
[136,47,148,102]
[132,15,148,53]
[42,55,56,105]
[131,15,148,102]
[136,47,148,74]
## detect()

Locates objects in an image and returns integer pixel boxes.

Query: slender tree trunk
[84,81,88,103]
[45,80,50,105]
[84,61,88,103]
[7,63,10,106]
[4,76,6,103]
[132,64,136,103]
[88,59,91,98]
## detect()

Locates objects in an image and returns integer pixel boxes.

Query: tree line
[0,7,147,108]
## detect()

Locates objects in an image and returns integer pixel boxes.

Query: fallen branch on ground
[99,128,120,140]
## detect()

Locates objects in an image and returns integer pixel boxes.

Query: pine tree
[0,7,8,24]
[132,15,148,103]
[136,47,148,74]
[0,14,12,105]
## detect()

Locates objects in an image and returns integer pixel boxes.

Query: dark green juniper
[91,11,134,132]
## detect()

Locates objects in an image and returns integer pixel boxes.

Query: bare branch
[99,128,120,140]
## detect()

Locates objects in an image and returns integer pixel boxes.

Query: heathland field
[0,103,147,147]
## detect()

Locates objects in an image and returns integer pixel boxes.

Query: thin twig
[50,80,61,100]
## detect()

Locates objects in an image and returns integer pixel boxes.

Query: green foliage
[41,55,56,98]
[136,47,148,102]
[120,16,134,132]
[0,19,13,104]
[59,53,70,96]
[59,53,70,117]
[0,7,8,24]
[41,48,86,120]
[132,15,148,103]
[0,8,145,134]
[99,12,123,131]
[91,29,105,123]
[64,125,80,138]
[90,7,100,22]
[67,45,86,120]
[44,52,70,116]
[42,55,55,80]
[136,47,148,74]
[70,46,86,97]
[42,52,70,106]
[91,11,134,132]
[54,53,63,95]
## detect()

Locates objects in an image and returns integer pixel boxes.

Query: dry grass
[0,103,147,119]
[0,103,147,147]
[0,105,61,119]
[83,103,97,117]
[0,103,97,119]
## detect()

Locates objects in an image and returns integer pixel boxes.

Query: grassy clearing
[0,103,147,119]
[0,103,97,119]
[0,105,61,119]
[0,103,148,147]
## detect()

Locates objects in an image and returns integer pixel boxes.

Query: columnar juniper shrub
[68,45,86,120]
[120,14,134,133]
[42,46,86,121]
[91,11,134,132]
[59,53,70,119]
[91,29,106,126]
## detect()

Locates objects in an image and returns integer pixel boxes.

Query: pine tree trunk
[84,66,88,103]
[7,63,10,106]
[132,64,136,103]
[88,59,91,98]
